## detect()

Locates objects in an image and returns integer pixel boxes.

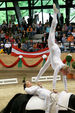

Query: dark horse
[0,93,75,113]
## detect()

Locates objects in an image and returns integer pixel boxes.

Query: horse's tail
[0,93,22,113]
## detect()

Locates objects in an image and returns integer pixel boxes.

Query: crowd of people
[0,13,75,54]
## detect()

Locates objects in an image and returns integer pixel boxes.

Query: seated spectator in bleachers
[61,27,66,37]
[0,30,5,42]
[67,29,72,36]
[17,30,22,40]
[41,33,47,48]
[42,33,47,43]
[33,42,39,51]
[32,21,37,31]
[18,39,21,49]
[0,41,4,53]
[72,28,75,37]
[56,31,61,42]
[32,27,37,35]
[38,21,43,34]
[4,39,11,55]
[37,42,42,50]
[19,24,24,32]
[21,40,29,51]
[2,20,7,32]
[22,17,27,30]
[67,34,74,42]
[56,24,62,32]
[8,20,12,31]
[67,34,74,52]
[13,39,17,47]
[67,23,73,32]
[60,33,67,52]
[5,31,9,42]
[28,40,34,52]
[62,33,67,44]
[62,23,68,33]
[27,26,33,39]
[45,20,49,26]
[12,23,17,33]
[9,35,14,44]
[46,24,50,34]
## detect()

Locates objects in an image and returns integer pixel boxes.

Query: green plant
[66,54,72,67]
[72,61,75,69]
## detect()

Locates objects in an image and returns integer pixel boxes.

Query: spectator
[2,20,7,32]
[72,28,75,37]
[49,13,52,26]
[27,26,33,39]
[8,21,12,31]
[4,39,11,55]
[42,33,47,42]
[21,40,28,51]
[62,23,68,33]
[42,33,47,48]
[18,39,21,49]
[5,31,9,41]
[28,40,34,52]
[67,34,74,42]
[22,17,27,30]
[0,41,4,53]
[19,24,24,32]
[62,33,67,44]
[60,13,64,26]
[68,23,73,32]
[13,39,17,47]
[12,23,17,33]
[0,30,5,42]
[9,35,14,44]
[38,21,43,33]
[37,42,42,49]
[46,25,50,34]
[67,30,72,36]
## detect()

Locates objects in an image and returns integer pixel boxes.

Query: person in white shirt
[35,4,70,93]
[25,81,52,113]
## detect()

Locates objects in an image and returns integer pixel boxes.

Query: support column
[65,0,71,25]
[5,2,8,25]
[41,0,44,24]
[13,1,22,26]
[28,0,31,18]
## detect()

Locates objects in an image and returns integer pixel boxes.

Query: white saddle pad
[26,96,46,110]
[26,91,72,111]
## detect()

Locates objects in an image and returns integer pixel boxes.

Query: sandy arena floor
[0,53,75,111]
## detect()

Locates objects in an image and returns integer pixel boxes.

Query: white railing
[32,75,61,82]
[0,78,18,85]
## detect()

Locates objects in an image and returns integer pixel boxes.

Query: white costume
[36,4,67,91]
[25,86,52,113]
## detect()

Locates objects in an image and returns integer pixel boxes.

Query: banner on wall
[11,45,49,58]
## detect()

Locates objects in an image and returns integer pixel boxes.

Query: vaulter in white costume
[35,4,69,92]
[25,81,52,113]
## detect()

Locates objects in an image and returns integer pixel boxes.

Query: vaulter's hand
[53,89,58,93]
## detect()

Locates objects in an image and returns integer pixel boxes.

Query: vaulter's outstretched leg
[48,3,59,49]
